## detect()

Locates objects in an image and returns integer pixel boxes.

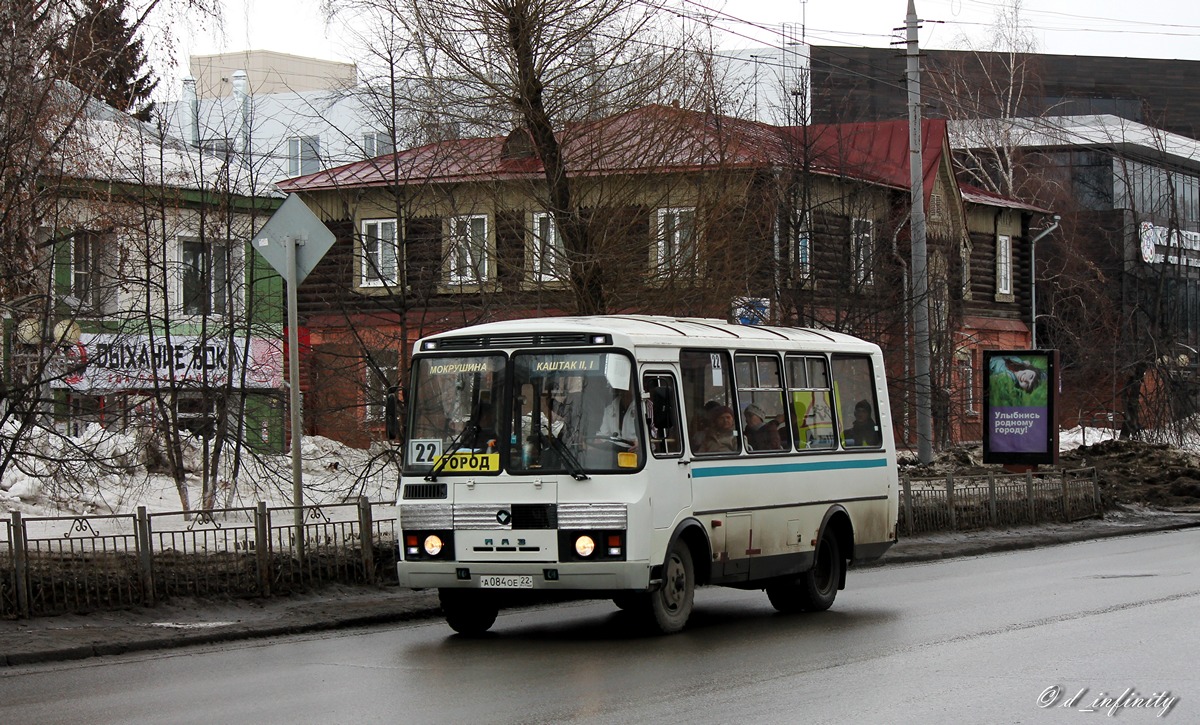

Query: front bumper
[398,560,653,590]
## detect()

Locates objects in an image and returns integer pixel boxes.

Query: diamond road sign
[252,194,336,285]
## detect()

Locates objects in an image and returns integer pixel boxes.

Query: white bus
[394,315,898,634]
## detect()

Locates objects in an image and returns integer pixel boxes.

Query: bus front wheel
[439,589,498,636]
[766,528,842,613]
[645,541,695,633]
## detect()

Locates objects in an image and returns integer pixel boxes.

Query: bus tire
[646,541,695,633]
[439,589,498,636]
[767,528,842,613]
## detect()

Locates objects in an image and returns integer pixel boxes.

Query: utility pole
[906,0,934,464]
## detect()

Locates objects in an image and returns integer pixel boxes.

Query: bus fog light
[574,535,596,557]
[424,534,444,556]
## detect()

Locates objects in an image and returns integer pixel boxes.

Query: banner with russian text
[50,333,284,391]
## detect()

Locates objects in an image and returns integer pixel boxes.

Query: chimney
[181,76,199,146]
[231,70,251,156]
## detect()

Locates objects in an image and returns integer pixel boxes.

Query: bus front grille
[402,483,448,500]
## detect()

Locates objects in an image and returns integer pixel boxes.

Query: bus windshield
[405,354,506,475]
[511,350,642,474]
[402,349,643,476]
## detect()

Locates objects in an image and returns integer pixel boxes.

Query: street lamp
[1030,214,1061,349]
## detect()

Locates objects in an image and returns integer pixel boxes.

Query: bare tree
[321,0,704,315]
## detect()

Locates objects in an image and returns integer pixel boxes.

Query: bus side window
[787,355,837,450]
[735,353,789,453]
[832,355,883,448]
[642,372,682,456]
[681,349,740,456]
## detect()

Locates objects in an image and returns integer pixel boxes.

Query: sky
[174,0,1200,76]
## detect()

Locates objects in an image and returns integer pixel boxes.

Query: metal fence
[0,498,397,618]
[0,468,1102,618]
[899,468,1101,535]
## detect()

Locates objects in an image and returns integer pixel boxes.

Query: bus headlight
[424,534,445,556]
[574,535,596,557]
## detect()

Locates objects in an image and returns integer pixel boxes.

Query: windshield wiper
[425,416,479,482]
[545,433,590,481]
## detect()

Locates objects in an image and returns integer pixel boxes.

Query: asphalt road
[1,529,1196,724]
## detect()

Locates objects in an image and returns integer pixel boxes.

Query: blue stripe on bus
[691,457,890,478]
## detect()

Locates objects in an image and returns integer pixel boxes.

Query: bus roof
[417,315,878,353]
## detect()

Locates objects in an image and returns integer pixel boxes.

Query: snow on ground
[0,423,400,518]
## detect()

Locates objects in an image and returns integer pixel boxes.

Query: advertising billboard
[982,349,1059,466]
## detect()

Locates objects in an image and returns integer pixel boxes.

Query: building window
[957,352,976,415]
[960,236,973,300]
[201,138,233,160]
[449,214,489,284]
[656,207,696,275]
[287,135,320,176]
[792,211,811,280]
[361,219,399,287]
[180,238,228,316]
[996,233,1012,296]
[71,230,99,309]
[365,350,400,421]
[928,191,945,222]
[531,212,562,282]
[362,131,394,159]
[851,217,874,286]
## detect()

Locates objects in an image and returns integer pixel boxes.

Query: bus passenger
[743,403,782,451]
[843,400,882,447]
[697,405,738,453]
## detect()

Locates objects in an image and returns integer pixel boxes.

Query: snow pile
[1,423,399,517]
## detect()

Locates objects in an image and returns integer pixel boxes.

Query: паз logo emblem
[496,510,511,526]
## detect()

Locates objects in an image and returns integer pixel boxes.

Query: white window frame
[792,211,812,280]
[656,207,697,275]
[365,350,400,421]
[960,235,973,300]
[531,211,563,282]
[288,135,321,176]
[957,353,977,416]
[360,219,399,287]
[851,217,874,286]
[71,230,98,309]
[362,131,394,159]
[449,214,489,284]
[996,233,1013,296]
[178,236,234,317]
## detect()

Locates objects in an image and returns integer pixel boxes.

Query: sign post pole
[251,195,336,560]
[286,234,305,558]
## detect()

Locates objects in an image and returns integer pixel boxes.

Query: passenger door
[643,370,691,529]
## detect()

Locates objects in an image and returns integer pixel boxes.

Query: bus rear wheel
[766,528,842,613]
[439,589,498,636]
[644,541,695,633]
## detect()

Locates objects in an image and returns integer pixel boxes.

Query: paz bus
[393,315,899,634]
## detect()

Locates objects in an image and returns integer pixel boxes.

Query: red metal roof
[277,105,950,198]
[960,183,1053,214]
